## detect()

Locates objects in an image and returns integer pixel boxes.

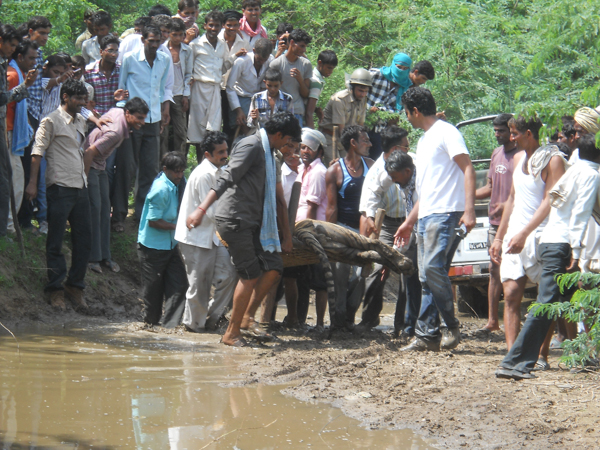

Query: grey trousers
[160,95,188,157]
[179,242,237,330]
[88,168,111,262]
[111,121,160,223]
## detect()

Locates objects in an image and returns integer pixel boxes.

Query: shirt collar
[282,162,295,176]
[57,106,78,125]
[309,158,322,169]
[160,172,176,191]
[200,33,222,50]
[578,159,600,170]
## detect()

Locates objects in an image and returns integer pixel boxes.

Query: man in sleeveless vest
[395,87,476,352]
[488,116,566,350]
[325,125,374,331]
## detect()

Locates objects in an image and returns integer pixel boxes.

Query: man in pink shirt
[83,98,149,274]
[286,128,329,330]
[475,113,518,334]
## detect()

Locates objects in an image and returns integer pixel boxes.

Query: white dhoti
[179,242,237,331]
[187,81,222,144]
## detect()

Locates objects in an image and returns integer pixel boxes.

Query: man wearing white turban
[570,106,600,163]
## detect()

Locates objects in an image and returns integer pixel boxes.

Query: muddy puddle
[0,323,435,449]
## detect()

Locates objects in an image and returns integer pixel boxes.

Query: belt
[384,215,405,222]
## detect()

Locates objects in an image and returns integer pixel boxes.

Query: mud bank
[239,321,600,449]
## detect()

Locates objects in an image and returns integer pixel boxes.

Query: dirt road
[239,321,600,449]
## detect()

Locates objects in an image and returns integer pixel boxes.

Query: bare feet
[222,331,246,347]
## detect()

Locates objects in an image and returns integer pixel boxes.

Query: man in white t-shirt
[395,87,476,352]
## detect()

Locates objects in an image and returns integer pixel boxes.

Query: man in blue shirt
[138,151,188,328]
[113,24,172,229]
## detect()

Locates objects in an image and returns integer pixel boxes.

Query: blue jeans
[415,212,463,342]
[397,238,423,336]
[294,114,304,128]
[500,243,572,374]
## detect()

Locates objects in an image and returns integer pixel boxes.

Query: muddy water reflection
[1,325,433,449]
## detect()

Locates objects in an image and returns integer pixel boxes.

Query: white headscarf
[301,128,327,153]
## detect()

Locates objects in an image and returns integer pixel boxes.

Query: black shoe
[401,337,440,352]
[495,367,537,380]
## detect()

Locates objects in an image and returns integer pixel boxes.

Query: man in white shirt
[175,131,237,331]
[226,38,273,135]
[396,87,476,352]
[488,117,566,350]
[496,134,600,380]
[358,125,411,330]
[188,11,230,144]
[81,11,113,65]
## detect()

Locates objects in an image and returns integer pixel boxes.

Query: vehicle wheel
[457,285,488,318]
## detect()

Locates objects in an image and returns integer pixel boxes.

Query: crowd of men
[1,1,599,378]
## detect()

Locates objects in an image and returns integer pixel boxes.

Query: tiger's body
[292,219,414,329]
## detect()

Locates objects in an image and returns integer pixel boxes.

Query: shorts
[216,217,283,280]
[499,232,541,284]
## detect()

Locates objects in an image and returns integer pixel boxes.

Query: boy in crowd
[81,11,113,65]
[305,50,338,129]
[268,29,312,126]
[239,0,267,47]
[358,126,411,330]
[474,113,517,334]
[19,16,51,232]
[226,38,273,135]
[496,134,600,380]
[175,0,200,44]
[325,125,374,331]
[488,117,566,350]
[25,80,91,311]
[219,10,248,137]
[273,22,293,59]
[319,68,371,165]
[6,39,40,234]
[367,55,435,159]
[1,26,37,239]
[247,68,294,129]
[161,18,193,156]
[175,131,238,332]
[188,11,229,146]
[71,56,94,110]
[138,152,188,328]
[114,24,171,225]
[396,87,475,352]
[75,9,95,50]
[186,112,300,347]
[84,97,149,275]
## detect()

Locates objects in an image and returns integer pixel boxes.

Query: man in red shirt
[475,114,518,333]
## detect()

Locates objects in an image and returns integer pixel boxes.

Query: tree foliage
[2,0,599,157]
[532,272,600,369]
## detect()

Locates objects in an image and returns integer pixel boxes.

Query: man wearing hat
[283,128,330,329]
[569,106,600,163]
[319,68,371,166]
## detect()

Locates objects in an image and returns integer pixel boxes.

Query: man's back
[213,133,266,227]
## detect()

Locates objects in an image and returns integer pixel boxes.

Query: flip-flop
[241,322,274,342]
[533,358,551,371]
[549,337,562,350]
[102,259,121,273]
[88,262,103,274]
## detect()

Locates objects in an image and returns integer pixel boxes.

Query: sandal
[533,358,551,371]
[88,262,103,274]
[102,259,121,273]
[111,222,125,233]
